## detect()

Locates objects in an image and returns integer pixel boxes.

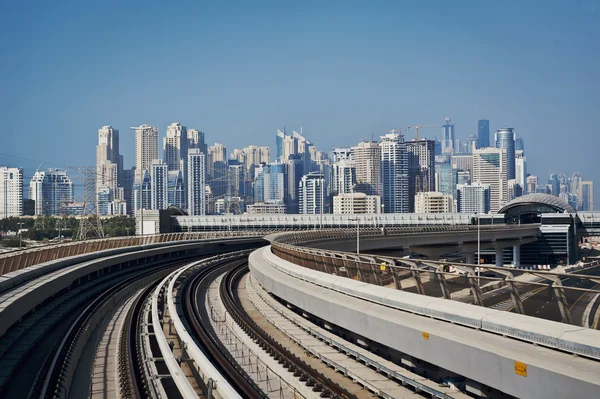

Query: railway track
[179,252,359,399]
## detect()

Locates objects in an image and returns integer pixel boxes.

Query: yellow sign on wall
[380,263,387,271]
[514,361,527,377]
[422,332,429,340]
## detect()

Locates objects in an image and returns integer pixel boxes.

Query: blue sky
[1,1,599,201]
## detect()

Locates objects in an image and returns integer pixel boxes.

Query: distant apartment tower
[495,128,516,180]
[435,163,457,197]
[526,175,538,194]
[451,154,473,176]
[333,193,381,214]
[168,171,185,209]
[477,119,490,149]
[29,169,74,216]
[442,117,455,153]
[276,129,286,160]
[298,173,324,214]
[331,160,356,195]
[457,183,491,214]
[164,122,188,172]
[406,139,435,212]
[472,147,508,212]
[579,181,594,211]
[131,124,159,173]
[380,133,409,213]
[515,150,527,194]
[0,167,23,218]
[96,125,122,188]
[263,163,286,204]
[150,160,168,210]
[132,170,151,211]
[353,141,382,196]
[286,156,304,214]
[188,149,206,216]
[414,192,453,213]
[209,143,227,162]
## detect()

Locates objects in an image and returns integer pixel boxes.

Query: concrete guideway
[250,246,600,399]
[245,273,468,399]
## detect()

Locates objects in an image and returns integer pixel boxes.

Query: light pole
[349,217,359,254]
[477,212,480,281]
[17,222,24,248]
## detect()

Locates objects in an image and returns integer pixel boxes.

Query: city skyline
[1,2,599,202]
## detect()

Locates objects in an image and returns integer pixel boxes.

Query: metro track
[179,253,359,399]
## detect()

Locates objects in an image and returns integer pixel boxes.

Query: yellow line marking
[570,283,600,311]
[594,308,600,330]
[507,286,546,312]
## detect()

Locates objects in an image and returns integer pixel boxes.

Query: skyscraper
[477,119,490,149]
[167,170,185,209]
[330,159,356,195]
[29,169,74,216]
[442,117,455,153]
[353,141,382,196]
[276,129,286,160]
[406,139,435,212]
[457,183,491,214]
[131,124,159,173]
[96,126,122,214]
[150,160,168,210]
[132,170,151,211]
[187,149,206,216]
[299,172,324,214]
[0,167,23,218]
[286,155,304,214]
[263,163,287,204]
[579,181,594,211]
[494,127,516,180]
[515,150,527,194]
[380,133,409,213]
[472,147,508,212]
[209,143,227,162]
[435,163,457,197]
[164,122,188,172]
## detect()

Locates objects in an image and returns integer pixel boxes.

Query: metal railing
[0,231,270,277]
[267,231,600,327]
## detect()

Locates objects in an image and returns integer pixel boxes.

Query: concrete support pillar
[495,247,504,267]
[465,252,475,265]
[513,245,521,268]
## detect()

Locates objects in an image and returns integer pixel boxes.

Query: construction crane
[406,124,444,140]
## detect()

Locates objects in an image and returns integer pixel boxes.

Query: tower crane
[406,124,444,140]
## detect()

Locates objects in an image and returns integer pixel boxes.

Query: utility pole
[17,222,24,248]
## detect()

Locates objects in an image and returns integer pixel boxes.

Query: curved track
[180,252,359,399]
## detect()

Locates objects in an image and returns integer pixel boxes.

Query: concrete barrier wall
[249,246,600,399]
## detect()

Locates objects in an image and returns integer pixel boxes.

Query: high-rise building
[131,124,159,173]
[188,129,207,154]
[451,154,473,176]
[442,117,455,153]
[167,170,185,209]
[380,133,409,213]
[477,119,490,149]
[209,143,227,162]
[286,156,304,214]
[276,129,286,160]
[406,139,435,212]
[150,160,168,210]
[298,172,324,214]
[457,183,491,214]
[164,122,188,172]
[330,159,356,195]
[515,150,527,194]
[515,135,524,152]
[333,193,381,214]
[549,173,560,196]
[96,126,122,215]
[526,175,538,194]
[187,149,206,216]
[435,163,457,197]
[29,169,74,216]
[472,147,508,212]
[414,192,453,213]
[457,171,471,186]
[579,181,594,211]
[0,167,23,218]
[494,127,516,180]
[263,163,286,204]
[353,141,382,196]
[132,170,151,211]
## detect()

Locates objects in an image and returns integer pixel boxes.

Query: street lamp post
[17,222,24,248]
[349,217,359,254]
